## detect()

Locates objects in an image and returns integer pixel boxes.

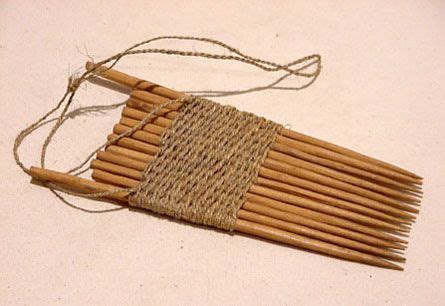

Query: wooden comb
[29,62,423,270]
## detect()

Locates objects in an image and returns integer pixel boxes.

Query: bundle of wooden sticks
[30,62,423,270]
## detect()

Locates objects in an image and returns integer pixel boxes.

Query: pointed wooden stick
[97,146,409,228]
[255,176,410,231]
[106,141,414,227]
[97,149,407,250]
[276,136,421,184]
[88,167,405,270]
[258,166,417,218]
[85,61,419,182]
[100,144,408,245]
[130,88,421,185]
[267,150,421,201]
[106,132,412,230]
[129,89,421,184]
[123,100,422,193]
[125,93,424,197]
[279,129,421,179]
[246,190,407,244]
[270,142,421,193]
[238,207,405,261]
[119,113,421,204]
[104,133,413,227]
[119,111,419,217]
[236,219,403,270]
[95,146,411,239]
[120,102,422,207]
[117,115,419,206]
[245,193,406,248]
[112,120,418,219]
[263,158,420,207]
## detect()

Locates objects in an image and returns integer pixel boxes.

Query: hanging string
[13,35,321,198]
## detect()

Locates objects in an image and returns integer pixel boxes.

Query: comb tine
[88,60,420,185]
[110,124,415,230]
[92,148,408,246]
[124,94,421,194]
[280,129,421,180]
[95,147,407,250]
[88,167,405,270]
[267,150,422,201]
[276,135,421,184]
[238,208,405,261]
[235,219,403,270]
[121,102,421,202]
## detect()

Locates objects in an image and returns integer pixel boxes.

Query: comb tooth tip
[399,225,412,232]
[390,256,406,263]
[366,256,404,271]
[377,257,405,270]
[390,243,406,250]
[392,264,404,271]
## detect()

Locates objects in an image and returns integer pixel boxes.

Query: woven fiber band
[129,96,282,231]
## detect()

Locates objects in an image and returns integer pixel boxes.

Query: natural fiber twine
[13,35,320,220]
[130,96,281,230]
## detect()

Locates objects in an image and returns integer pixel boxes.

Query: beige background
[1,1,444,305]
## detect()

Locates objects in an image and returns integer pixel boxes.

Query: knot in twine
[68,76,83,93]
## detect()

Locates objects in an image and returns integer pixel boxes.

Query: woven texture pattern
[129,96,281,231]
